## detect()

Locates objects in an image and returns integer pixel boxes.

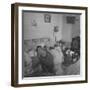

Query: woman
[50,45,64,75]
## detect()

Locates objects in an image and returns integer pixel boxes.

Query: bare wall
[23,12,63,41]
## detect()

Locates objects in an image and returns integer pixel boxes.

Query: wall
[72,15,80,38]
[23,12,63,42]
[0,0,89,90]
[62,14,73,42]
[23,12,80,43]
[61,14,80,43]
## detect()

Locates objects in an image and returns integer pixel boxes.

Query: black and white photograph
[23,12,80,77]
[11,3,87,87]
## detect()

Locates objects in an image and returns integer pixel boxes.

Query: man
[36,46,55,76]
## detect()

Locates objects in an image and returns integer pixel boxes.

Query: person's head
[54,44,58,48]
[43,45,47,50]
[36,46,47,57]
[57,40,63,46]
[49,46,54,50]
[36,46,42,54]
[24,41,30,53]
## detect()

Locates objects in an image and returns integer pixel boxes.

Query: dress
[50,47,64,75]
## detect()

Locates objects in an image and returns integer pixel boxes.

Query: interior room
[23,11,80,77]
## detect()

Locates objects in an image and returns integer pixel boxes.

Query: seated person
[23,42,34,77]
[49,45,64,75]
[62,47,80,67]
[24,50,33,77]
[28,49,42,77]
[36,46,55,76]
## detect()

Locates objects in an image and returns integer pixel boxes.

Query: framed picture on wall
[44,14,51,23]
[11,3,88,87]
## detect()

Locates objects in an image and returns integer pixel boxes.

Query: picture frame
[44,14,51,23]
[11,3,88,87]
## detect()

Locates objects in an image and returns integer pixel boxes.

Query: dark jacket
[38,51,55,74]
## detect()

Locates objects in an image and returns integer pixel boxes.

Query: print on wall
[44,14,51,23]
